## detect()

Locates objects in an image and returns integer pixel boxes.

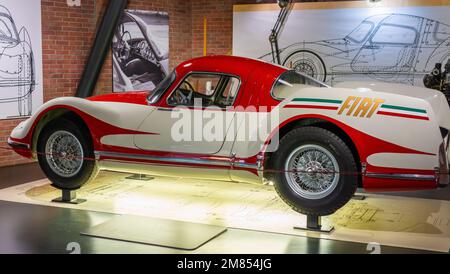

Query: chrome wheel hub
[45,130,84,178]
[293,60,316,78]
[285,144,339,200]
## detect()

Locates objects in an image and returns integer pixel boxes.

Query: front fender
[10,97,153,150]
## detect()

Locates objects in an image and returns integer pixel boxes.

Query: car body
[112,10,169,92]
[8,55,450,215]
[0,5,35,117]
[260,14,450,86]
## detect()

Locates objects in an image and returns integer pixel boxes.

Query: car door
[351,23,420,75]
[134,72,241,155]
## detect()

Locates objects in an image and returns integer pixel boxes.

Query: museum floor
[0,163,448,254]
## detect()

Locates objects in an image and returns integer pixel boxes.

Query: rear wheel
[37,118,98,190]
[268,127,358,216]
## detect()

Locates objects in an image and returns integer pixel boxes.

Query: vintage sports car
[260,14,450,86]
[0,5,35,117]
[8,55,450,216]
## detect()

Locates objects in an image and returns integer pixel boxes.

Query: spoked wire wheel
[284,144,340,200]
[45,130,84,178]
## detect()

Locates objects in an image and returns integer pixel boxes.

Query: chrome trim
[157,107,175,112]
[94,151,100,161]
[95,151,231,167]
[146,70,177,105]
[234,162,258,169]
[365,172,436,181]
[7,138,30,149]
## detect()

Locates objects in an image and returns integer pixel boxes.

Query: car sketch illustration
[112,10,169,92]
[8,56,450,216]
[260,14,450,85]
[0,5,35,117]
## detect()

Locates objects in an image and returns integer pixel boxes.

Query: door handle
[157,107,178,112]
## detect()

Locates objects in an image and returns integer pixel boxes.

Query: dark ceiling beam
[76,0,128,98]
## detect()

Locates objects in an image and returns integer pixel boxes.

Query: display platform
[0,171,449,253]
[82,215,227,250]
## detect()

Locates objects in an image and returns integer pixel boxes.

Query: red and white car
[8,56,450,216]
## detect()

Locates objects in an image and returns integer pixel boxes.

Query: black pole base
[52,189,86,205]
[125,174,154,181]
[352,194,367,200]
[294,215,334,233]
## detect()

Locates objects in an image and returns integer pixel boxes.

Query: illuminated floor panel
[0,171,449,252]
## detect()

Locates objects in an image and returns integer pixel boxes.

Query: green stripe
[293,98,342,104]
[381,104,427,114]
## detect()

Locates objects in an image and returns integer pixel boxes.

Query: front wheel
[268,127,358,216]
[37,118,98,190]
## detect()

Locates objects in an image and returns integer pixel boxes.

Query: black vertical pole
[75,0,128,98]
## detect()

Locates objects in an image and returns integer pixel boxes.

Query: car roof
[176,55,286,80]
[364,13,428,26]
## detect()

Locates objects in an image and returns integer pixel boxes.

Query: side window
[371,24,417,45]
[218,77,240,107]
[168,73,240,107]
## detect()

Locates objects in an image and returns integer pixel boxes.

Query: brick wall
[0,0,99,167]
[0,0,354,168]
[0,0,193,168]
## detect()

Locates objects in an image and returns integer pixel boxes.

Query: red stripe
[377,111,429,121]
[284,105,339,110]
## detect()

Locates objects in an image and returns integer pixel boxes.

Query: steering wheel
[118,31,132,59]
[184,81,196,94]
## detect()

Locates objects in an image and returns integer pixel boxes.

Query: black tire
[283,50,327,82]
[37,118,98,190]
[268,127,357,216]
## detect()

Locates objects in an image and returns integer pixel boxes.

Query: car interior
[168,73,240,108]
[112,16,166,91]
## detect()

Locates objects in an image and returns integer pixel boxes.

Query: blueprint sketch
[0,1,42,119]
[233,4,450,87]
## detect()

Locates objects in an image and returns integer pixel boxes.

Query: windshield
[147,70,176,104]
[346,21,373,43]
[272,70,328,100]
[122,21,145,40]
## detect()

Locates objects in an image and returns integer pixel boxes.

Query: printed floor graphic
[0,171,449,252]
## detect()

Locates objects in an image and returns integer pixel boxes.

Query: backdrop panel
[112,10,169,92]
[233,0,450,87]
[0,0,43,119]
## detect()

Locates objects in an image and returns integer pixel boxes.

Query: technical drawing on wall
[0,5,35,118]
[0,0,42,119]
[233,3,450,88]
[259,14,450,85]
